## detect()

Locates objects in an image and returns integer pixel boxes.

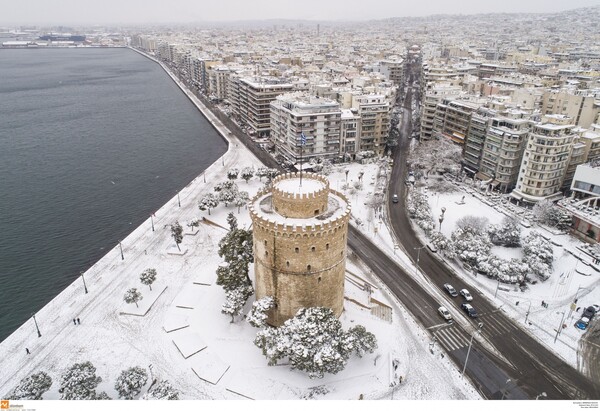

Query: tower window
[307,265,311,271]
[318,277,322,283]
[286,261,290,267]
[265,251,269,256]
[311,246,316,252]
[314,209,319,215]
[295,247,299,253]
[326,243,330,250]
[264,240,268,246]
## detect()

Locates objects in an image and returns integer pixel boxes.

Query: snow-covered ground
[0,64,480,401]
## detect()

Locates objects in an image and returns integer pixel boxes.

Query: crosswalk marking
[434,326,469,351]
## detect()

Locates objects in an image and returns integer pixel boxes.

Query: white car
[460,289,473,301]
[438,306,452,321]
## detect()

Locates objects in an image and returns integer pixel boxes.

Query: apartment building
[541,90,600,128]
[341,109,361,160]
[432,98,481,145]
[207,66,231,102]
[463,107,494,174]
[478,113,530,193]
[420,83,463,140]
[230,77,294,136]
[511,115,576,204]
[270,93,342,163]
[352,94,390,156]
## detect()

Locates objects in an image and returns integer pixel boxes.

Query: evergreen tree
[221,285,253,323]
[142,380,179,400]
[8,371,52,400]
[140,268,157,291]
[58,361,103,400]
[124,288,143,308]
[114,366,148,400]
[216,213,253,290]
[254,307,377,379]
[233,191,250,213]
[198,193,219,215]
[247,296,275,328]
[171,222,183,251]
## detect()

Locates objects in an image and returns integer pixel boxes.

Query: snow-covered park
[0,74,480,401]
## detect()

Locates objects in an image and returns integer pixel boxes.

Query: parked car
[438,306,452,321]
[427,243,438,253]
[460,303,478,318]
[582,306,596,320]
[460,289,473,302]
[575,317,590,330]
[444,283,458,297]
[392,194,399,203]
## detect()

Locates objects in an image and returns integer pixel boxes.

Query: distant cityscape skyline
[2,0,600,25]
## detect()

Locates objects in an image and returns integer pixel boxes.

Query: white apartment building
[341,109,361,160]
[511,115,576,204]
[270,93,342,163]
[207,66,231,101]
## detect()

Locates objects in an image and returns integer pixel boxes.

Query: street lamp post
[150,214,155,232]
[494,278,501,299]
[81,271,88,294]
[439,207,446,232]
[32,313,41,338]
[524,301,532,324]
[177,191,181,208]
[554,311,566,343]
[462,323,483,376]
[119,241,124,261]
[414,245,427,277]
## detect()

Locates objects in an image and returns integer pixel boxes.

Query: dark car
[582,306,596,320]
[461,303,478,318]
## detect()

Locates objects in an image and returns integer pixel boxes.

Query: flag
[300,131,307,146]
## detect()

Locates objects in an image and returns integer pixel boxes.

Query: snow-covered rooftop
[274,177,325,195]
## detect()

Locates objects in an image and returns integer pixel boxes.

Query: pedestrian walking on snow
[26,348,30,355]
[73,319,77,325]
[77,318,81,325]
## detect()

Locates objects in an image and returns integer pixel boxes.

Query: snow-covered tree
[406,191,435,234]
[227,168,239,180]
[254,307,377,379]
[532,200,571,229]
[142,380,179,400]
[240,167,254,183]
[216,213,253,290]
[368,192,385,215]
[198,193,219,215]
[124,288,143,308]
[428,178,459,193]
[320,160,333,175]
[170,222,183,251]
[488,216,521,247]
[247,296,275,328]
[451,225,492,267]
[522,232,554,282]
[256,166,269,181]
[407,137,462,176]
[456,215,488,235]
[187,217,201,232]
[140,268,157,291]
[233,191,250,213]
[8,371,52,400]
[221,285,253,323]
[58,361,105,400]
[429,231,455,258]
[114,366,148,400]
[265,168,279,180]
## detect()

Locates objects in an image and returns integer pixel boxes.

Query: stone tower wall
[250,186,351,326]
[271,172,330,218]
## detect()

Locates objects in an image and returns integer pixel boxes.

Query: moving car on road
[392,194,399,203]
[460,289,473,301]
[461,303,479,318]
[438,306,452,321]
[444,283,458,297]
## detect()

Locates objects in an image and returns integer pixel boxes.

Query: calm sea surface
[0,48,227,342]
